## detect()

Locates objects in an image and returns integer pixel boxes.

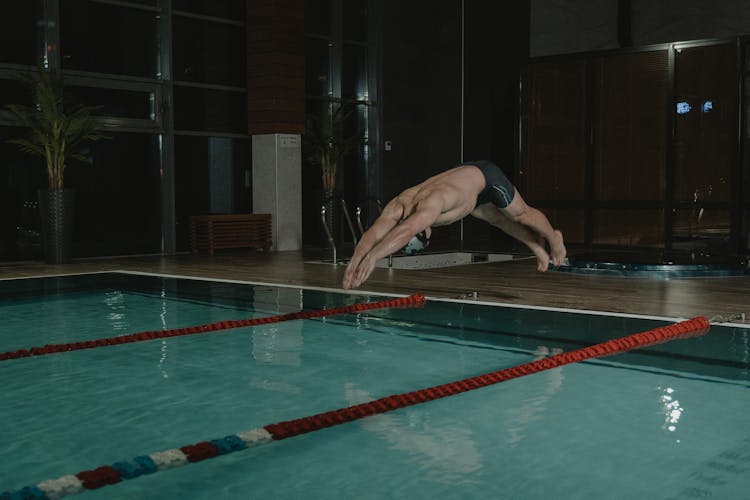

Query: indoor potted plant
[303,100,363,242]
[5,67,106,264]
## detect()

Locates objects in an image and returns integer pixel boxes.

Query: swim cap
[402,230,430,255]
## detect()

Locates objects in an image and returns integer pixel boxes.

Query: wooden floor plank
[0,250,748,324]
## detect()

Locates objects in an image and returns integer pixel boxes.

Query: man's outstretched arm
[342,210,400,289]
[343,202,440,289]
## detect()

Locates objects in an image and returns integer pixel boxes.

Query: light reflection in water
[739,329,749,378]
[345,383,482,484]
[103,290,127,331]
[659,386,683,434]
[506,345,564,448]
[251,287,303,366]
[158,288,169,379]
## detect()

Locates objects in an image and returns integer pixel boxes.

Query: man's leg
[472,203,554,271]
[501,192,566,267]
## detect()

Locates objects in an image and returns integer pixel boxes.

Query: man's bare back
[342,162,566,290]
[390,166,486,226]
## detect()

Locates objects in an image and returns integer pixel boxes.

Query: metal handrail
[340,199,358,245]
[352,198,394,266]
[321,205,337,265]
[355,206,365,236]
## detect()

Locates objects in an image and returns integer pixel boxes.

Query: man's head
[401,230,430,255]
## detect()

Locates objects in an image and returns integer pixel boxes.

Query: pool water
[1,273,748,499]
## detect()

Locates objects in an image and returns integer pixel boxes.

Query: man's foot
[536,256,550,272]
[549,230,566,267]
[530,234,551,272]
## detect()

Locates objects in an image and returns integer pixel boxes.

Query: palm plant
[6,68,106,190]
[303,101,363,194]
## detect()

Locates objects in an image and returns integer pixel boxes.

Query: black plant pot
[38,188,75,264]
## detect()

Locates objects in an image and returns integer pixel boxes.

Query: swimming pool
[1,272,748,499]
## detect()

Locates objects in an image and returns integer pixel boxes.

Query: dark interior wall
[460,1,531,246]
[632,0,750,46]
[380,0,462,202]
[530,0,750,58]
[530,0,619,57]
[463,1,530,169]
[379,0,530,248]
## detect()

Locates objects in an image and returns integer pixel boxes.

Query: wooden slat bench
[189,214,272,255]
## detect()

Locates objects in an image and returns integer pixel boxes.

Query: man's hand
[342,255,376,289]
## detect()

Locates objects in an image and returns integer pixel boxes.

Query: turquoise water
[1,273,748,499]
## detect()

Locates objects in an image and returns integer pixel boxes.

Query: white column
[252,133,302,251]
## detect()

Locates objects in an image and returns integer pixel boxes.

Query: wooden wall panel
[246,0,305,135]
[519,60,587,202]
[673,43,735,203]
[593,50,669,201]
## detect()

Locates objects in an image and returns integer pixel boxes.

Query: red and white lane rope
[1,315,710,499]
[0,293,426,362]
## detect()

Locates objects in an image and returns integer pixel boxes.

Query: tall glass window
[172,15,246,87]
[66,132,162,256]
[305,38,332,97]
[0,126,45,260]
[520,41,745,259]
[744,43,750,256]
[671,43,736,254]
[60,1,159,77]
[343,0,368,42]
[172,3,249,252]
[0,1,38,65]
[173,86,247,132]
[0,79,31,109]
[174,136,251,247]
[303,0,379,246]
[173,0,244,19]
[0,0,250,261]
[0,0,42,260]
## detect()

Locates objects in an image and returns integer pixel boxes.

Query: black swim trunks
[464,160,516,209]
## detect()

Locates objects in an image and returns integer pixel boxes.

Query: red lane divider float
[0,293,426,362]
[1,315,710,499]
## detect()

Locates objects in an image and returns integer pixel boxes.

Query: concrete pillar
[252,133,302,251]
